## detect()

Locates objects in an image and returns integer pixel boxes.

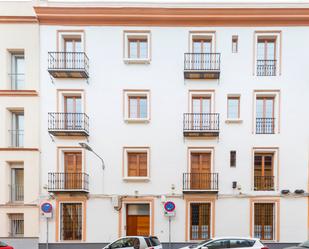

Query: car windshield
[300,241,309,248]
[0,241,8,247]
[189,239,212,248]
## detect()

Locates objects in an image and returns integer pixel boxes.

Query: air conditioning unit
[112,195,121,209]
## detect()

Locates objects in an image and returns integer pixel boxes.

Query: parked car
[0,242,13,249]
[179,237,268,249]
[284,241,309,249]
[103,236,162,249]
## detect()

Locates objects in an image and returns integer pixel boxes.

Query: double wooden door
[64,152,82,189]
[126,204,150,236]
[190,153,211,190]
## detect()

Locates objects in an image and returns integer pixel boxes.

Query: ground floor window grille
[60,203,82,240]
[190,203,210,240]
[9,214,24,237]
[254,203,274,240]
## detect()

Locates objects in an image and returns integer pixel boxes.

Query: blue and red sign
[164,201,176,212]
[41,202,53,213]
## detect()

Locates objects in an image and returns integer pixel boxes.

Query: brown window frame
[127,152,148,177]
[254,153,274,191]
[227,96,240,119]
[257,37,277,60]
[128,96,148,119]
[254,203,275,241]
[192,38,213,53]
[128,38,148,59]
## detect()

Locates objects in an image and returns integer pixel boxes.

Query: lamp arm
[90,150,105,170]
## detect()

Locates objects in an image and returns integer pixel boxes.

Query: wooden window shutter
[128,152,148,177]
[230,151,236,167]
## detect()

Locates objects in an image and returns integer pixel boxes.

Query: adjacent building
[0,2,40,249]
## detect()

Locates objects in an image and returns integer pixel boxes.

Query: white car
[103,236,162,249]
[179,237,268,249]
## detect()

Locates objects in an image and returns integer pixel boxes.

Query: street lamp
[79,143,105,170]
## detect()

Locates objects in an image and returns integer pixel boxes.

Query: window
[256,97,275,134]
[207,240,230,249]
[254,153,274,191]
[190,203,211,240]
[129,96,147,119]
[64,95,83,129]
[10,165,24,202]
[9,214,24,237]
[230,239,255,248]
[232,36,238,53]
[10,111,24,147]
[124,32,151,63]
[10,52,25,90]
[254,203,275,240]
[227,96,240,120]
[127,152,147,177]
[60,203,82,241]
[257,37,276,76]
[230,151,236,167]
[124,90,150,122]
[110,238,139,249]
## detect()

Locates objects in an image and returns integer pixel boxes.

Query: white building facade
[35,2,309,249]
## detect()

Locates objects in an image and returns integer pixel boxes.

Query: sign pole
[168,216,171,249]
[46,218,49,249]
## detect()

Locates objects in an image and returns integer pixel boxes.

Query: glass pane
[65,98,75,113]
[203,41,212,53]
[193,41,203,53]
[265,99,274,118]
[140,40,148,59]
[201,98,211,113]
[75,40,83,52]
[267,41,275,60]
[256,99,263,118]
[129,41,138,58]
[65,40,74,52]
[127,204,150,215]
[129,97,138,118]
[257,41,265,60]
[228,98,239,119]
[192,99,201,113]
[75,98,82,113]
[140,98,147,118]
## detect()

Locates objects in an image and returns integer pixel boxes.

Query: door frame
[187,147,215,174]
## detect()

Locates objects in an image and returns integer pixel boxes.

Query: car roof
[210,237,259,241]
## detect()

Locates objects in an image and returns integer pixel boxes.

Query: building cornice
[0,90,39,96]
[34,6,309,26]
[0,16,37,23]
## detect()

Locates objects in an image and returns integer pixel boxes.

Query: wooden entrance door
[191,153,211,190]
[64,152,82,189]
[126,204,150,236]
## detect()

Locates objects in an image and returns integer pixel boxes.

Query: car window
[149,237,161,246]
[207,240,230,249]
[300,241,309,248]
[230,239,255,248]
[0,242,8,247]
[145,238,152,247]
[110,238,139,249]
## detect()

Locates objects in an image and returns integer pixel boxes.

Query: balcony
[256,60,276,76]
[184,53,220,79]
[183,113,219,137]
[183,173,219,193]
[48,52,89,78]
[9,184,24,202]
[256,118,275,134]
[48,112,89,136]
[9,130,24,147]
[48,172,89,193]
[254,176,275,191]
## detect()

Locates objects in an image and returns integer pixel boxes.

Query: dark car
[285,241,309,249]
[0,241,13,249]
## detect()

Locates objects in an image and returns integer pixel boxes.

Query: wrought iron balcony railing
[48,52,89,78]
[48,172,89,192]
[48,112,89,136]
[256,117,275,134]
[254,176,275,191]
[183,173,219,191]
[256,60,276,76]
[183,113,219,136]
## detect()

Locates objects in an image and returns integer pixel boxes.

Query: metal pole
[46,218,49,249]
[169,216,171,249]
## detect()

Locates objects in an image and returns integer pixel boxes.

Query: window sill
[123,177,150,182]
[225,119,243,124]
[125,118,150,124]
[124,58,151,64]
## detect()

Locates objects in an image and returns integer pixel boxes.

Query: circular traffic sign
[164,201,176,212]
[41,202,53,213]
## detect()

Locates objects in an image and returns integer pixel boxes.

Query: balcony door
[11,168,24,202]
[190,152,211,190]
[192,97,211,130]
[256,97,274,134]
[11,53,25,90]
[254,153,274,191]
[63,37,82,69]
[257,38,276,75]
[64,152,82,189]
[64,96,82,130]
[11,112,24,147]
[192,38,212,70]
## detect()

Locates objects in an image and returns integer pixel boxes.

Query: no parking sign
[164,201,176,217]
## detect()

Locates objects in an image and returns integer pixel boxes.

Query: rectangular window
[129,96,148,119]
[10,111,24,147]
[60,203,82,241]
[254,153,274,191]
[124,32,150,63]
[227,97,240,119]
[256,97,275,134]
[10,52,25,90]
[9,214,24,237]
[127,152,148,177]
[230,151,236,167]
[10,166,24,202]
[190,203,211,240]
[232,36,238,53]
[128,38,148,59]
[257,37,276,76]
[254,203,275,240]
